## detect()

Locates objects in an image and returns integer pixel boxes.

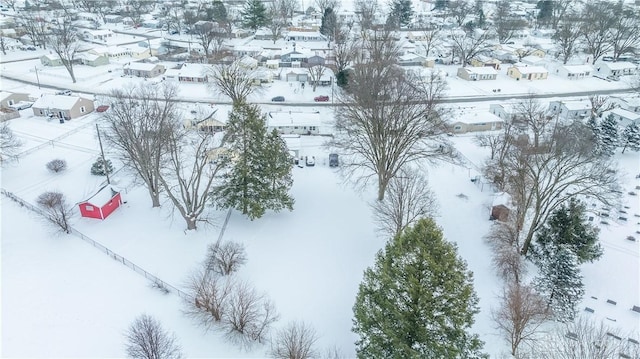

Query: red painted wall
[79,192,122,220]
[100,192,122,219]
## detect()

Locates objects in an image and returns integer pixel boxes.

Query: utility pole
[34,66,41,89]
[96,123,111,184]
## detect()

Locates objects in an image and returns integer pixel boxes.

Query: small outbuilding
[79,186,122,220]
[490,192,512,222]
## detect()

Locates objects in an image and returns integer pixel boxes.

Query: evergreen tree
[600,113,619,156]
[433,0,449,11]
[90,157,114,176]
[533,245,584,323]
[389,0,413,28]
[621,122,640,153]
[536,0,553,26]
[587,115,603,156]
[319,7,336,39]
[262,129,294,212]
[215,103,294,220]
[241,0,269,31]
[353,218,486,359]
[529,198,602,265]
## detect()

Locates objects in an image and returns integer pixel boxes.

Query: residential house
[457,66,498,81]
[0,91,30,108]
[283,68,308,82]
[125,45,152,59]
[184,112,225,132]
[449,112,503,133]
[254,28,272,41]
[490,103,523,121]
[82,29,114,43]
[267,111,321,135]
[553,64,593,79]
[520,55,547,66]
[549,100,592,121]
[0,108,20,122]
[239,55,258,70]
[40,54,63,66]
[89,46,130,59]
[469,55,501,69]
[176,63,209,83]
[265,59,280,69]
[398,52,435,67]
[307,53,326,67]
[507,65,548,80]
[123,62,165,78]
[611,96,640,113]
[32,95,94,120]
[286,30,326,42]
[76,52,109,66]
[104,14,123,23]
[231,45,262,58]
[0,36,24,51]
[601,108,640,127]
[595,61,637,78]
[307,66,334,86]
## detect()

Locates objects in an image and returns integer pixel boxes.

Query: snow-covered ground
[2,109,638,357]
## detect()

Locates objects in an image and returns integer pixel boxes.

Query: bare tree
[315,0,339,12]
[417,26,442,57]
[448,28,492,65]
[36,191,72,233]
[354,0,378,32]
[530,316,640,359]
[608,4,640,61]
[122,0,154,27]
[493,0,527,44]
[549,0,574,30]
[0,123,22,164]
[332,37,358,75]
[553,14,582,64]
[484,220,526,284]
[0,31,7,56]
[578,2,614,64]
[330,30,451,200]
[267,1,287,44]
[588,94,616,119]
[206,241,247,276]
[274,0,297,23]
[223,280,279,348]
[185,266,235,328]
[447,0,474,27]
[124,314,182,359]
[159,127,223,230]
[102,83,179,208]
[46,159,68,173]
[515,95,555,148]
[20,14,49,49]
[193,21,225,58]
[372,167,438,238]
[48,17,80,83]
[307,65,327,92]
[269,321,319,359]
[207,60,259,104]
[492,281,549,357]
[322,347,345,359]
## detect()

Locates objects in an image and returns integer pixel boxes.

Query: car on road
[271,96,285,102]
[96,105,110,112]
[305,156,315,167]
[314,95,329,102]
[56,90,72,96]
[9,101,34,110]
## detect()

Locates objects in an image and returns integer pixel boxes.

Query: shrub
[46,159,67,173]
[91,157,114,176]
[206,241,247,276]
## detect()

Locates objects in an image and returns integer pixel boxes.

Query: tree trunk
[520,223,536,256]
[186,218,197,230]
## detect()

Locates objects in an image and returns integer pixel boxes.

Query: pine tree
[529,198,602,265]
[91,157,114,176]
[241,0,268,31]
[353,218,486,359]
[215,103,294,220]
[319,7,336,39]
[533,245,584,323]
[599,114,619,156]
[621,122,640,153]
[587,116,603,156]
[262,129,294,213]
[389,0,413,28]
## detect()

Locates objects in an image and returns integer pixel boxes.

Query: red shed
[79,186,122,220]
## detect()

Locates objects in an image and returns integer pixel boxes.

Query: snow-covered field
[2,108,638,357]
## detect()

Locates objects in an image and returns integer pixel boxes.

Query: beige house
[32,95,94,120]
[40,54,64,66]
[469,55,501,69]
[507,65,548,81]
[449,112,503,133]
[0,91,30,108]
[123,62,165,78]
[457,67,497,81]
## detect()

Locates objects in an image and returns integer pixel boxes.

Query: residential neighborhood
[1,0,639,358]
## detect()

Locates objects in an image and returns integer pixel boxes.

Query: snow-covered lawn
[2,113,638,358]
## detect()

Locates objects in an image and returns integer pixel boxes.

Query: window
[85,205,94,211]
[80,106,86,113]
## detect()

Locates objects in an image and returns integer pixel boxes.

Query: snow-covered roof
[511,65,548,74]
[454,111,503,124]
[267,111,320,127]
[559,100,592,111]
[492,192,512,208]
[125,62,161,71]
[177,63,209,78]
[561,64,593,73]
[604,108,640,121]
[520,55,545,64]
[601,61,636,70]
[32,95,82,110]
[460,66,497,75]
[82,185,119,206]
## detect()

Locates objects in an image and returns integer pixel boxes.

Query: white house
[449,112,504,133]
[553,64,593,79]
[611,96,640,113]
[457,66,498,81]
[82,29,114,43]
[601,108,640,127]
[267,111,321,135]
[548,100,592,121]
[595,61,637,78]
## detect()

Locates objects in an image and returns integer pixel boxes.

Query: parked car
[271,96,285,102]
[56,90,72,96]
[96,105,110,112]
[329,153,339,167]
[9,101,34,110]
[305,156,315,167]
[314,95,329,102]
